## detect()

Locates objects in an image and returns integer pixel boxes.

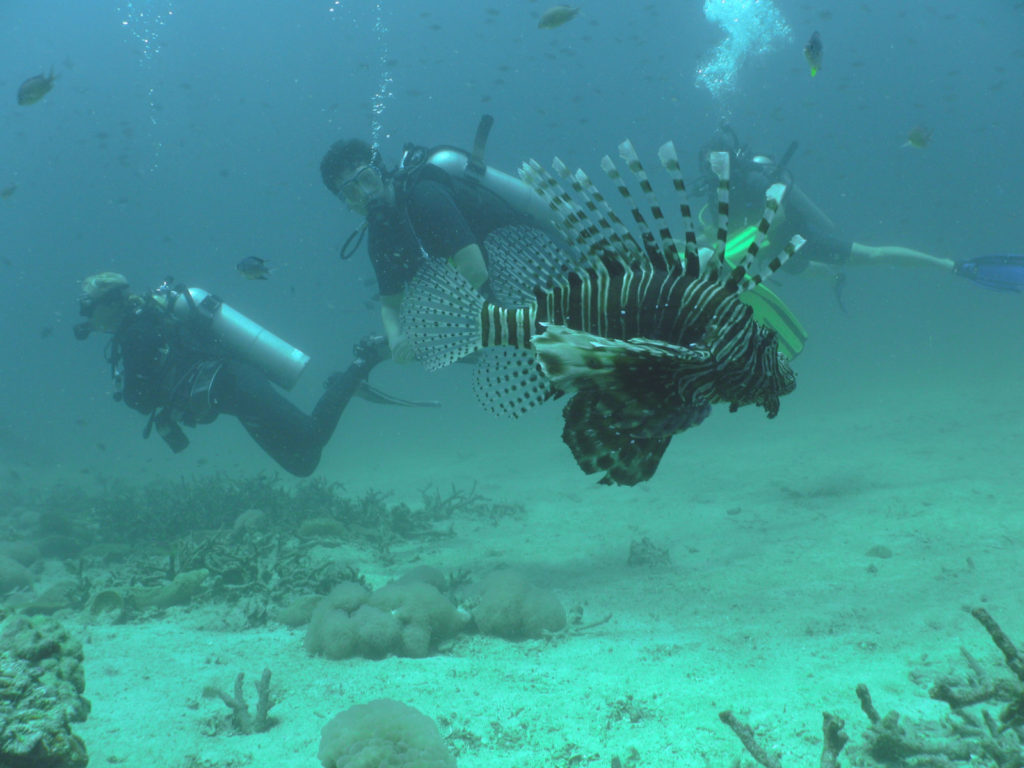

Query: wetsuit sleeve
[406,180,477,261]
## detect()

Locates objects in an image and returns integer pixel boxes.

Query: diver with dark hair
[696,125,956,286]
[320,117,556,362]
[73,272,416,477]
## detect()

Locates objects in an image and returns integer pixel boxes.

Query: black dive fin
[356,381,441,408]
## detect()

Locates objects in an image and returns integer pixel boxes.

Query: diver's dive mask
[337,164,384,208]
[73,292,127,339]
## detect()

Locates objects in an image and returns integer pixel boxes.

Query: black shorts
[783,224,852,273]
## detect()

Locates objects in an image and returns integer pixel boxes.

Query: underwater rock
[318,699,455,768]
[130,568,209,610]
[0,554,32,596]
[20,580,85,616]
[297,516,348,539]
[0,613,89,768]
[87,589,126,624]
[0,540,41,567]
[231,508,269,540]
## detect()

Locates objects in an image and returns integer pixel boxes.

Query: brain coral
[318,699,455,768]
[470,569,566,640]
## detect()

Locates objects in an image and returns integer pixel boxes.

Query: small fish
[804,31,823,77]
[17,68,57,106]
[0,184,15,199]
[904,125,932,149]
[538,5,580,29]
[236,256,273,280]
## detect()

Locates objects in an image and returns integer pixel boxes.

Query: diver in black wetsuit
[319,132,537,363]
[697,125,955,278]
[73,272,394,477]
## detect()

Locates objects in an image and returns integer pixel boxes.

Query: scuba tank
[163,285,310,390]
[401,115,562,243]
[424,150,556,234]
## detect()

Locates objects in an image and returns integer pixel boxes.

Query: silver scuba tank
[167,287,310,390]
[426,148,559,239]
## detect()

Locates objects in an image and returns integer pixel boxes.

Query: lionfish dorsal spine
[707,150,731,279]
[656,141,701,279]
[523,159,611,269]
[747,234,806,288]
[568,167,641,262]
[616,139,672,273]
[601,152,664,272]
[724,182,785,292]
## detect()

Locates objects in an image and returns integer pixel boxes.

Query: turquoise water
[1,1,1023,765]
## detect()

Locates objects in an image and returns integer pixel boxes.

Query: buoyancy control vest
[392,115,562,246]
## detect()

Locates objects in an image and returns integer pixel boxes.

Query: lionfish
[401,141,804,485]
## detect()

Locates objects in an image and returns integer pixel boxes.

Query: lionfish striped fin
[600,152,661,270]
[708,151,731,279]
[656,141,701,278]
[567,166,641,261]
[724,182,785,293]
[519,159,570,225]
[520,160,606,268]
[617,140,671,273]
[483,225,570,305]
[554,160,626,262]
[746,234,806,288]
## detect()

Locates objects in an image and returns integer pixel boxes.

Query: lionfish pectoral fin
[401,258,486,371]
[472,347,554,419]
[530,324,714,398]
[532,325,715,485]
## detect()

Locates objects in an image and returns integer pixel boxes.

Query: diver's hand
[389,334,417,364]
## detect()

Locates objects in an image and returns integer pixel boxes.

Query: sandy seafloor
[14,271,1024,767]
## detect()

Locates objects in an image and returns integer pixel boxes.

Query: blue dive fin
[954,254,1024,292]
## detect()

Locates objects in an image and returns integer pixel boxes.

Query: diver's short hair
[320,139,374,193]
[80,272,130,303]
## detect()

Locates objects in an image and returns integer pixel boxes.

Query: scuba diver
[73,272,421,477]
[695,125,956,291]
[320,115,557,362]
[696,126,1024,299]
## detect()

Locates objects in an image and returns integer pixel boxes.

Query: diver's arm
[450,243,489,290]
[849,243,954,271]
[380,293,415,363]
